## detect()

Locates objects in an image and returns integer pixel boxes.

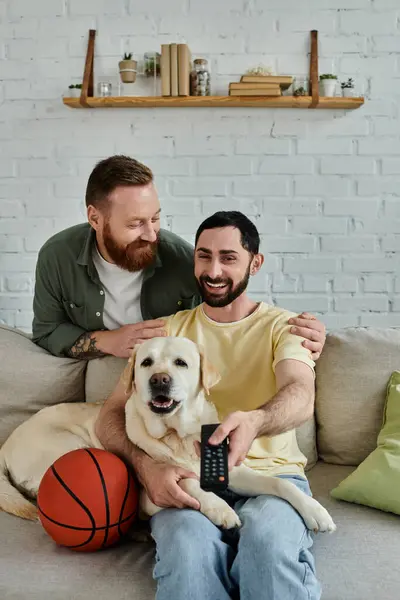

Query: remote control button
[219,476,225,481]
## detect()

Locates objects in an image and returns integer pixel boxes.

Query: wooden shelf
[63,95,364,110]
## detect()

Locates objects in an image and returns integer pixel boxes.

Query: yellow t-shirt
[164,302,315,477]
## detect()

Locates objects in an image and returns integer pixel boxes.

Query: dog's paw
[301,498,337,534]
[203,504,241,529]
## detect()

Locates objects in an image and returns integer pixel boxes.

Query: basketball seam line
[50,465,96,549]
[84,449,111,549]
[37,504,136,531]
[118,461,132,539]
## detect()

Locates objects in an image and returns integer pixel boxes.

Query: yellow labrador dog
[0,337,336,533]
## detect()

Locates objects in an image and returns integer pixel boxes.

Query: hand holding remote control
[200,424,229,492]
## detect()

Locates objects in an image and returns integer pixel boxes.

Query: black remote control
[200,424,229,492]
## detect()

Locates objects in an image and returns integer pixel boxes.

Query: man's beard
[102,221,158,272]
[197,264,251,308]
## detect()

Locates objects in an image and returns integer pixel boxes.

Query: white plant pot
[320,80,337,97]
[67,88,81,98]
[342,88,355,97]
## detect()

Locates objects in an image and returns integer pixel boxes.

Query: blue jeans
[150,475,321,600]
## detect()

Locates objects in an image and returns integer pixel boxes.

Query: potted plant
[119,52,137,84]
[67,83,82,98]
[319,74,338,97]
[341,78,355,97]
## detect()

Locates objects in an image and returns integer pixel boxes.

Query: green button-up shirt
[32,223,201,357]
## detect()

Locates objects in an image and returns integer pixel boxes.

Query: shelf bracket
[309,30,319,109]
[80,29,96,107]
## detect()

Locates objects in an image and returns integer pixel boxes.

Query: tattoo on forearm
[67,332,105,360]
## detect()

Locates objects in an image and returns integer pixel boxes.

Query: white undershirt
[92,245,144,330]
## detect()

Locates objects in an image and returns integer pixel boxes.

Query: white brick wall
[1,0,400,332]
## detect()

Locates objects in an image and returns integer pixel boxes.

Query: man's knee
[151,508,222,551]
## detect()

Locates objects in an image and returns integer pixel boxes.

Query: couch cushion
[315,327,400,465]
[85,356,317,469]
[0,512,156,600]
[331,370,400,515]
[0,325,87,446]
[308,462,400,600]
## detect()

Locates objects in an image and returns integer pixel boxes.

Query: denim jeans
[150,475,321,600]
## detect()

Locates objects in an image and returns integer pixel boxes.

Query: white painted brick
[370,78,400,99]
[333,276,358,293]
[310,119,369,137]
[236,138,291,156]
[158,16,203,36]
[343,257,400,273]
[385,200,400,218]
[0,311,16,328]
[324,199,380,217]
[320,35,368,54]
[197,157,253,176]
[263,199,319,216]
[6,275,33,293]
[217,55,278,76]
[15,310,33,330]
[342,56,397,76]
[170,215,206,235]
[295,177,351,197]
[99,15,156,36]
[274,295,330,313]
[9,0,65,17]
[292,218,347,235]
[189,0,244,12]
[259,157,314,175]
[255,218,288,235]
[382,236,400,251]
[247,33,307,55]
[0,236,23,252]
[321,236,376,253]
[193,118,250,137]
[278,12,337,34]
[395,278,400,292]
[0,200,24,218]
[362,275,391,293]
[373,36,400,52]
[247,272,270,294]
[284,257,340,274]
[302,276,330,293]
[382,159,400,175]
[190,35,246,54]
[358,138,400,155]
[8,39,68,60]
[0,254,37,273]
[234,177,290,196]
[321,157,376,175]
[360,314,400,328]
[163,198,200,216]
[145,158,193,176]
[0,295,33,310]
[54,178,87,198]
[175,137,232,157]
[0,140,55,159]
[272,274,299,294]
[18,159,74,178]
[297,139,353,155]
[374,118,400,137]
[357,177,400,196]
[360,219,400,234]
[0,181,30,199]
[358,100,396,118]
[272,120,309,137]
[69,0,125,16]
[173,178,228,197]
[324,314,360,329]
[26,198,83,218]
[340,11,397,35]
[334,296,388,312]
[0,161,16,178]
[0,217,54,236]
[202,198,260,215]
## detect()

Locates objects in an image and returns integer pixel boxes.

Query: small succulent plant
[123,52,133,60]
[341,78,354,89]
[319,74,337,80]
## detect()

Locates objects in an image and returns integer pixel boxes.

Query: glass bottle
[190,58,211,96]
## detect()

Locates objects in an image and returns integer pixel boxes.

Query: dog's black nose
[150,373,171,387]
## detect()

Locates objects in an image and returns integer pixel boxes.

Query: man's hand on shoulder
[67,319,167,359]
[288,312,326,360]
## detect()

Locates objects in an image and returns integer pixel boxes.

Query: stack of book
[229,75,293,96]
[161,43,191,97]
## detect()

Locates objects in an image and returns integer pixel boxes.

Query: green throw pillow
[331,370,400,515]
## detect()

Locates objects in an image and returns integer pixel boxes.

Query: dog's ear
[199,348,221,395]
[121,346,139,395]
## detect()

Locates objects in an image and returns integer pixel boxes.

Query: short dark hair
[85,155,153,211]
[195,211,260,255]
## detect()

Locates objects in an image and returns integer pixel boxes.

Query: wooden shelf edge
[63,95,364,109]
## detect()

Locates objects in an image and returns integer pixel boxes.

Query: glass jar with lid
[190,58,211,96]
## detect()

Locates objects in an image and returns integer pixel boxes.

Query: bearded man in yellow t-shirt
[97,210,324,600]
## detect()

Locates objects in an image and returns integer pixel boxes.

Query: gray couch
[1,324,399,600]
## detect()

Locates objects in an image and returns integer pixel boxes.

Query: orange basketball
[37,448,138,552]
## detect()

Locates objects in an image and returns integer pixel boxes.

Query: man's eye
[174,358,188,368]
[128,223,141,229]
[223,257,235,262]
[141,357,153,367]
[198,254,210,260]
